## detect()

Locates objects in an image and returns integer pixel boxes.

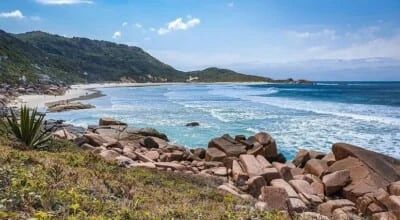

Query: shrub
[1,105,49,148]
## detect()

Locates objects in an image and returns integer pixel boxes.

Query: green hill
[0,29,271,85]
[188,67,270,82]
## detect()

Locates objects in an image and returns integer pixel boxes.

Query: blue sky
[1,0,400,80]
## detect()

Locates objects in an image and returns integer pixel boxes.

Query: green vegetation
[1,105,49,148]
[0,29,270,85]
[188,67,269,82]
[0,134,287,219]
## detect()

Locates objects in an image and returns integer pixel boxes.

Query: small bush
[1,105,49,148]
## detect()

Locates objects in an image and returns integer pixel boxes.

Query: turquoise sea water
[47,82,400,160]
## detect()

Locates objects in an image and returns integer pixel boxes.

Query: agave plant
[2,105,49,148]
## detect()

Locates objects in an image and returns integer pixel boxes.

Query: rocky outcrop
[48,116,400,220]
[185,122,200,127]
[47,101,95,112]
[333,143,400,183]
[99,117,127,126]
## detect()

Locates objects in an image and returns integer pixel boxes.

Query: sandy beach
[8,82,186,110]
[8,86,97,109]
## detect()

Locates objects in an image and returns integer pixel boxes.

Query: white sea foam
[316,83,340,86]
[209,85,400,126]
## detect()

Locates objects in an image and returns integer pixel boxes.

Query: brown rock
[287,198,307,212]
[388,181,400,196]
[134,151,155,162]
[301,192,323,205]
[332,207,360,220]
[317,199,355,218]
[387,196,400,211]
[247,142,265,156]
[289,179,314,195]
[273,162,294,181]
[81,143,96,151]
[124,152,138,160]
[366,202,386,215]
[322,170,351,196]
[52,129,77,141]
[84,132,109,146]
[259,186,289,210]
[140,137,159,149]
[327,157,386,202]
[309,150,325,159]
[145,151,160,161]
[129,162,156,169]
[99,117,127,126]
[239,154,263,177]
[100,150,120,161]
[234,135,246,142]
[212,167,230,176]
[295,212,329,220]
[371,211,400,220]
[218,184,241,197]
[293,149,311,168]
[304,174,322,184]
[256,155,272,168]
[208,136,246,156]
[332,143,400,184]
[169,150,184,161]
[304,159,328,177]
[374,188,391,208]
[115,155,134,167]
[260,168,280,183]
[110,147,122,154]
[105,141,123,149]
[205,147,226,162]
[356,193,374,215]
[154,162,185,171]
[192,148,206,159]
[246,176,267,198]
[231,160,248,184]
[270,179,299,198]
[254,132,278,158]
[311,182,325,198]
[291,168,304,176]
[321,152,336,166]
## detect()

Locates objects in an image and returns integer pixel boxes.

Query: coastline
[8,81,271,110]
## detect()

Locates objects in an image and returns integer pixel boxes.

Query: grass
[0,134,286,219]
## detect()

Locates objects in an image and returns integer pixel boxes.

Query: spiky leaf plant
[2,105,49,148]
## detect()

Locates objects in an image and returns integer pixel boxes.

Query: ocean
[47,82,400,160]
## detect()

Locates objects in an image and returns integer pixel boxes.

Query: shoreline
[8,81,272,110]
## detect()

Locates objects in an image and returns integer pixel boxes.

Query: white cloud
[346,26,381,40]
[320,34,400,60]
[157,28,169,35]
[112,31,121,39]
[0,10,25,19]
[158,17,200,35]
[30,16,42,21]
[149,27,156,32]
[122,22,128,27]
[228,2,234,7]
[135,23,142,28]
[288,28,337,40]
[36,0,93,5]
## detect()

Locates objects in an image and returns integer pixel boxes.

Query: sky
[0,0,400,80]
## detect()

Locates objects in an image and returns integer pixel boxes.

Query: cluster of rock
[0,82,68,106]
[46,100,95,112]
[51,117,400,219]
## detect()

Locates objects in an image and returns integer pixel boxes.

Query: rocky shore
[0,82,68,106]
[49,117,400,220]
